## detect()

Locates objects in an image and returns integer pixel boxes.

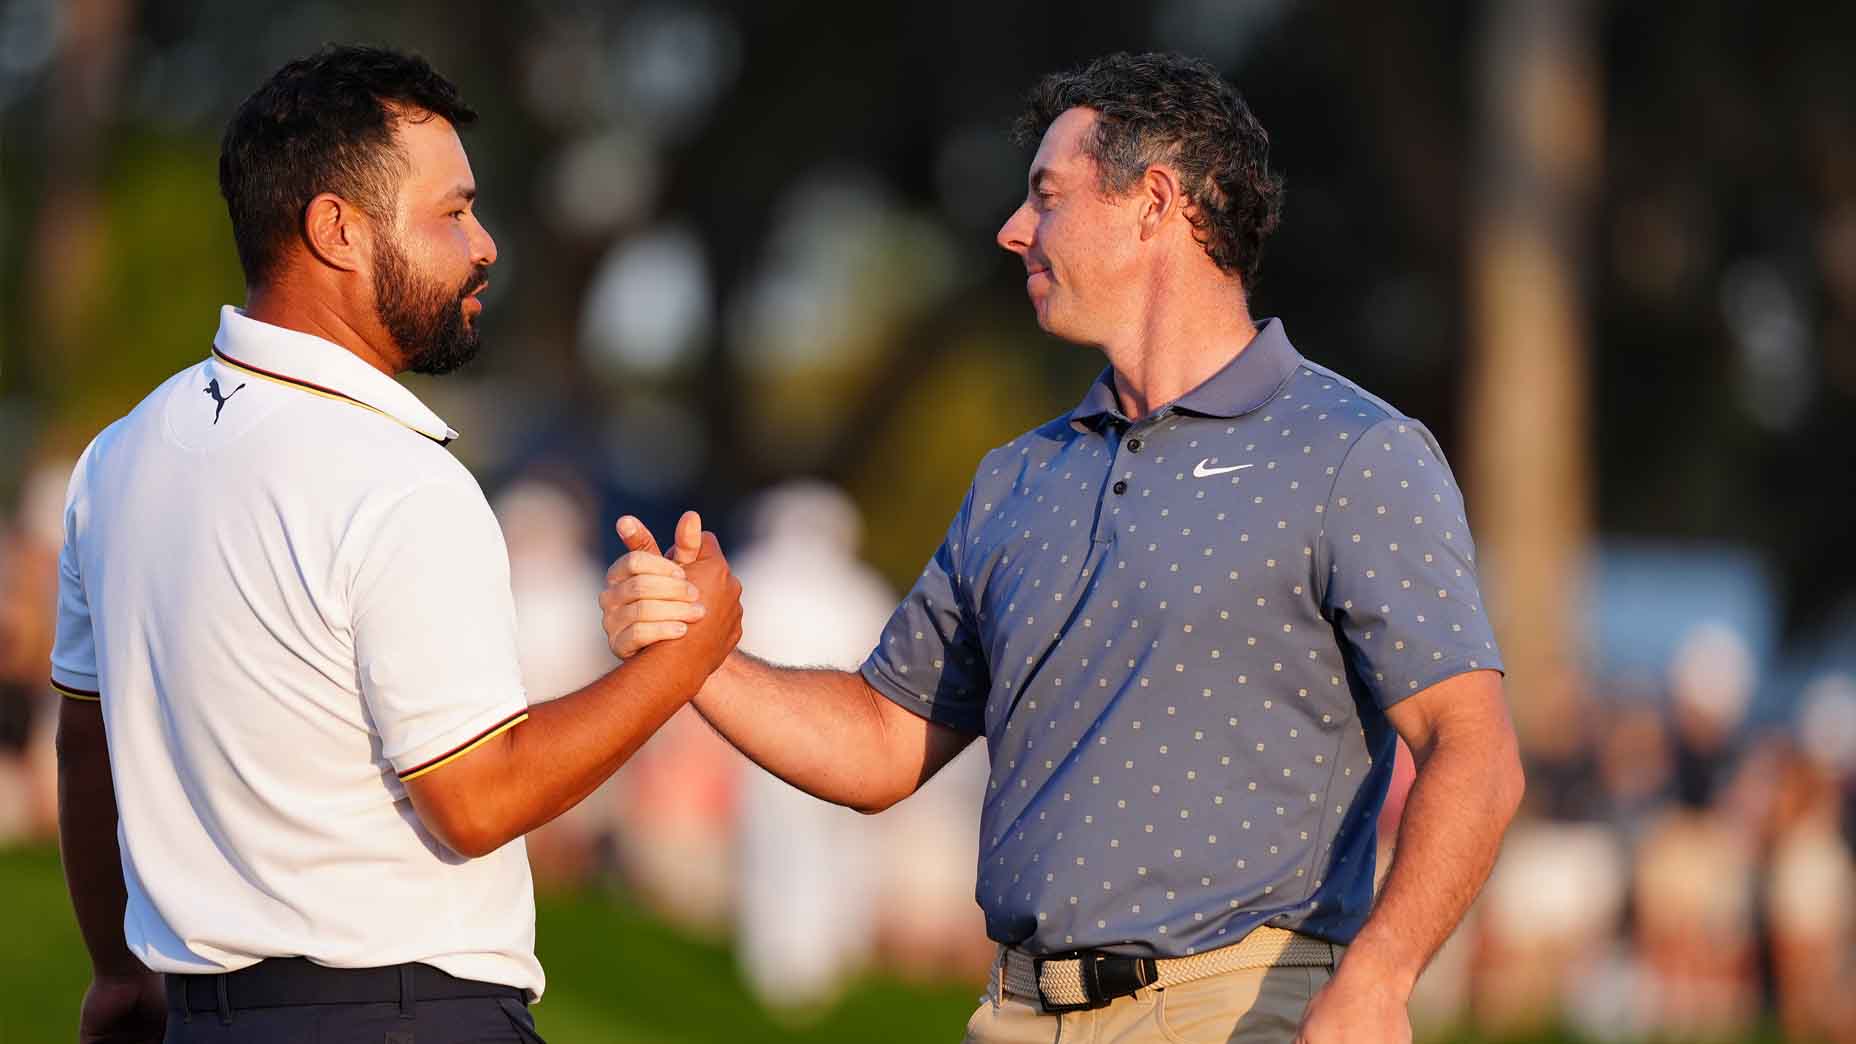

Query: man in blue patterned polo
[601,52,1523,1044]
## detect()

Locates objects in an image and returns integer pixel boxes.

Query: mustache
[459,265,491,299]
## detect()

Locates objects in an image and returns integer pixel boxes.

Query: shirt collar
[1067,317,1305,430]
[210,305,459,445]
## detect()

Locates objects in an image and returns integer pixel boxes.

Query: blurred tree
[1464,0,1600,747]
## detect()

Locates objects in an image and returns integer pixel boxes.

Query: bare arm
[57,696,165,1043]
[1296,668,1524,1043]
[403,521,742,858]
[692,651,975,813]
[601,516,976,813]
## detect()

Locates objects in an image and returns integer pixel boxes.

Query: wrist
[1330,939,1419,1002]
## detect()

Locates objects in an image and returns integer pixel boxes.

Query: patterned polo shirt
[860,318,1503,959]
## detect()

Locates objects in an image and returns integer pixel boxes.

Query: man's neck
[1100,276,1257,421]
[242,283,401,377]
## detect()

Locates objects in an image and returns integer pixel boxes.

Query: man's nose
[471,218,498,269]
[997,202,1033,256]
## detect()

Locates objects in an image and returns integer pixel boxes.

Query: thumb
[696,530,724,562]
[672,510,703,566]
[615,515,662,557]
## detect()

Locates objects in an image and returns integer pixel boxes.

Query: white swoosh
[1193,459,1253,478]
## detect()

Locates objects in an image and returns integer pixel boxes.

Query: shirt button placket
[1113,430,1138,497]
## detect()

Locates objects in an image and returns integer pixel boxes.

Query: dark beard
[373,233,487,376]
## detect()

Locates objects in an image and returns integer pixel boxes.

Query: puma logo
[204,378,246,424]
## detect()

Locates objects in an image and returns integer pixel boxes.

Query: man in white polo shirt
[52,45,741,1043]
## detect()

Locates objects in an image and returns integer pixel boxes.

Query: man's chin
[1031,302,1077,342]
[407,338,481,376]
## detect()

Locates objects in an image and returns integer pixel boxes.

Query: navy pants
[163,960,546,1044]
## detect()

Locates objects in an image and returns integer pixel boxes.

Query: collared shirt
[862,319,1502,958]
[51,306,543,996]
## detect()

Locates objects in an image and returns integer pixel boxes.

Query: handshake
[597,510,744,682]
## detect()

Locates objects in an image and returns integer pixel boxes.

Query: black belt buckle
[1033,950,1159,1013]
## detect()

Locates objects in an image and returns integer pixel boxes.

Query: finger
[617,574,702,604]
[610,599,707,625]
[672,510,702,566]
[606,550,685,585]
[604,599,706,637]
[615,516,662,557]
[600,580,694,613]
[613,620,689,657]
[696,530,724,562]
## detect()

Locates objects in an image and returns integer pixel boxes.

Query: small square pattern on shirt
[862,319,1502,958]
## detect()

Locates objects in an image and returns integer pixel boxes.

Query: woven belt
[1002,925,1338,1013]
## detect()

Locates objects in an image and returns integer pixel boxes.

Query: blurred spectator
[1633,808,1758,1035]
[1473,822,1629,1032]
[1594,702,1675,841]
[727,480,986,1008]
[1667,622,1755,809]
[608,703,743,932]
[1517,669,1609,822]
[493,474,622,884]
[1764,682,1856,1042]
[0,462,74,840]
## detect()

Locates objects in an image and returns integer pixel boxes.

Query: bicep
[867,676,980,793]
[398,723,522,858]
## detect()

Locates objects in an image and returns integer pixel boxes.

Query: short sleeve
[350,478,531,781]
[861,487,989,735]
[1320,419,1503,709]
[50,450,100,701]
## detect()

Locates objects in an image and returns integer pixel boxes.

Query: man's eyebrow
[446,184,477,204]
[1030,168,1054,192]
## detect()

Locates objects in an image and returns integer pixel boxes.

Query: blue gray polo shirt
[861,318,1503,959]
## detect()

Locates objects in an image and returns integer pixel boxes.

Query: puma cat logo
[204,378,246,424]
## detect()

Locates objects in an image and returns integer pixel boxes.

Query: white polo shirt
[51,306,544,998]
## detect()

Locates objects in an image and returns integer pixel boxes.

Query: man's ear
[1136,164,1185,242]
[302,192,370,273]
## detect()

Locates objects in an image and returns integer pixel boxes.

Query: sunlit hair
[1014,52,1284,290]
[218,44,477,287]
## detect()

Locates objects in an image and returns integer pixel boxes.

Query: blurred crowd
[1445,629,1856,1043]
[4,456,1855,1039]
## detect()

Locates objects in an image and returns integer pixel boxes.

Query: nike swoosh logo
[1193,459,1253,478]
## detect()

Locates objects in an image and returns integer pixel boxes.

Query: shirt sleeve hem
[389,700,531,780]
[1376,659,1506,710]
[50,664,101,701]
[861,661,984,736]
[50,676,101,702]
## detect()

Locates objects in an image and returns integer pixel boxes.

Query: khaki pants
[962,953,1331,1044]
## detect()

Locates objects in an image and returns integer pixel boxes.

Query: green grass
[0,844,979,1042]
[0,844,1795,1043]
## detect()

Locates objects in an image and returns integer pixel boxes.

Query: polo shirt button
[1128,438,1144,453]
[1113,480,1128,495]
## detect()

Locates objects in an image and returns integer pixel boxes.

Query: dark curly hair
[219,45,477,287]
[1013,52,1284,289]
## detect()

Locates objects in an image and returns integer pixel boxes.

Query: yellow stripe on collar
[211,349,454,446]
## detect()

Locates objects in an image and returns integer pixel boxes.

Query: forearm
[691,651,928,812]
[1335,735,1523,997]
[55,699,148,979]
[416,643,710,856]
